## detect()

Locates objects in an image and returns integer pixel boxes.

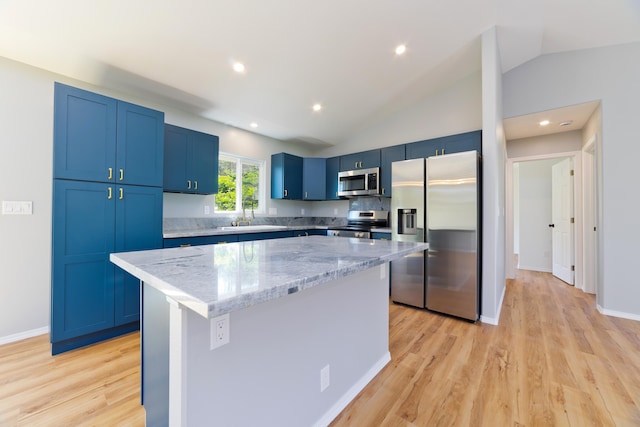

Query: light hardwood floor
[1,269,639,426]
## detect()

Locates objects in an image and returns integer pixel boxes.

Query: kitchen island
[110,235,427,427]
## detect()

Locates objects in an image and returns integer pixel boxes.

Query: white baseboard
[480,284,506,326]
[314,351,391,427]
[0,326,49,346]
[597,305,640,322]
[517,265,552,273]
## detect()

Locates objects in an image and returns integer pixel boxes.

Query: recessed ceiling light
[233,62,245,73]
[559,120,573,127]
[539,120,550,126]
[312,103,322,112]
[395,44,407,55]
[250,122,258,128]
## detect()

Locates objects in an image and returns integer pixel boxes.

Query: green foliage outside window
[215,157,261,212]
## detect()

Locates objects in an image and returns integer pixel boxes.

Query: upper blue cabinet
[163,124,219,194]
[54,83,164,187]
[325,156,341,200]
[271,153,303,199]
[380,145,406,198]
[339,149,381,171]
[303,158,326,200]
[406,130,481,159]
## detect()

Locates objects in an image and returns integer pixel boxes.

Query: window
[215,153,265,214]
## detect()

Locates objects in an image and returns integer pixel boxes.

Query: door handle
[119,169,124,181]
[108,167,113,180]
[187,180,191,189]
[548,224,555,228]
[194,181,198,190]
[119,188,124,200]
[107,187,113,199]
[284,189,288,197]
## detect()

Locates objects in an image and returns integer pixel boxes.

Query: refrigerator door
[426,151,479,321]
[391,159,426,308]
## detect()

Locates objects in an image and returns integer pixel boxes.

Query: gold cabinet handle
[119,169,124,181]
[217,241,227,244]
[382,188,385,195]
[284,189,288,197]
[435,149,439,156]
[354,161,358,168]
[179,244,192,248]
[107,187,113,199]
[108,168,113,180]
[305,191,308,199]
[442,148,445,155]
[119,188,124,200]
[187,180,192,189]
[194,181,198,190]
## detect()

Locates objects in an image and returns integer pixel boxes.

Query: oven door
[327,229,371,238]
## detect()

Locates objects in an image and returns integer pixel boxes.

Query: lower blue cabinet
[51,180,162,354]
[163,235,239,248]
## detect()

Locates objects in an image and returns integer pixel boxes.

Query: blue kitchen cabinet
[294,229,327,236]
[54,82,164,187]
[51,180,162,354]
[380,145,406,198]
[325,156,340,200]
[114,185,163,325]
[406,130,482,159]
[371,232,391,240]
[303,158,327,200]
[237,231,294,241]
[271,153,303,199]
[163,235,239,248]
[163,124,219,194]
[339,149,381,171]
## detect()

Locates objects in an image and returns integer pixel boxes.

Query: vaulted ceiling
[1,0,639,147]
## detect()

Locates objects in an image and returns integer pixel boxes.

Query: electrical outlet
[210,313,230,350]
[333,208,338,215]
[204,205,210,215]
[320,365,330,392]
[301,208,305,215]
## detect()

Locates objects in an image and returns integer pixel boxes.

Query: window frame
[214,152,266,215]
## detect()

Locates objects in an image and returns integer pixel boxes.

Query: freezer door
[390,251,426,308]
[426,151,479,321]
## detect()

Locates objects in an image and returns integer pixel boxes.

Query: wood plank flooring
[331,270,640,427]
[1,269,639,426]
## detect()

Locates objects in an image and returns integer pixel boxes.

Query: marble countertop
[111,236,427,318]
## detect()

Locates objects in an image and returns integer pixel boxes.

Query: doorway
[506,150,591,290]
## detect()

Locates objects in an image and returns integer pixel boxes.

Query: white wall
[480,28,507,325]
[503,42,640,319]
[507,130,583,158]
[517,159,558,272]
[0,56,321,341]
[317,70,482,158]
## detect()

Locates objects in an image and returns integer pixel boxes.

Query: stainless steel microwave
[337,167,380,197]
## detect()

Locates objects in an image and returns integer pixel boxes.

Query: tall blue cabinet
[51,83,164,354]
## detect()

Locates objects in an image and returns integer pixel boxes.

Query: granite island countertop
[110,235,427,319]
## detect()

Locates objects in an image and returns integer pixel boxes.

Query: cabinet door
[339,149,381,171]
[51,180,115,342]
[54,83,117,182]
[405,138,438,159]
[116,101,164,187]
[114,185,163,325]
[190,130,219,194]
[303,158,326,200]
[325,156,340,200]
[163,235,239,248]
[439,130,482,155]
[237,231,294,241]
[271,153,302,199]
[380,145,405,197]
[163,125,190,192]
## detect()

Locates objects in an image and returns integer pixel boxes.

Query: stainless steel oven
[327,210,388,239]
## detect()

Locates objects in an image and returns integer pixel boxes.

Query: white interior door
[551,158,574,284]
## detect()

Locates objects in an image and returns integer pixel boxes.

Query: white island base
[144,264,390,426]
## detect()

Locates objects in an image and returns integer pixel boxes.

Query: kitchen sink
[218,225,288,231]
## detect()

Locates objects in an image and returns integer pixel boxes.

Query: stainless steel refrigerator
[391,151,480,321]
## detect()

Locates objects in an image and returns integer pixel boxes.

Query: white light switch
[2,201,33,215]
